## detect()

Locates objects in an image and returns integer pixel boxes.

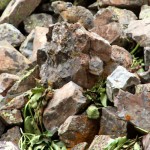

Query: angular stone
[31,27,49,62]
[0,0,11,11]
[0,0,41,26]
[0,109,23,125]
[99,107,127,138]
[0,120,5,137]
[144,47,150,70]
[89,56,103,76]
[19,29,35,58]
[0,41,30,74]
[142,134,150,150]
[24,13,53,33]
[58,115,99,148]
[135,83,150,93]
[126,19,150,47]
[0,126,21,145]
[114,90,150,131]
[138,69,150,83]
[111,45,132,69]
[7,66,39,96]
[0,23,25,47]
[0,73,19,96]
[71,142,88,150]
[139,5,150,19]
[43,81,89,133]
[88,135,112,150]
[106,66,140,101]
[0,141,19,150]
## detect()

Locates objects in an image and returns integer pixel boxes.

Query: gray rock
[106,66,140,101]
[19,29,35,58]
[43,81,89,133]
[0,0,41,26]
[24,13,53,33]
[144,47,150,70]
[0,23,25,47]
[58,115,99,148]
[139,5,150,19]
[0,141,19,150]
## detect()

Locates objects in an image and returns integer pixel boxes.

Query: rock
[24,13,53,33]
[0,73,19,96]
[99,107,127,138]
[7,66,39,96]
[0,41,30,74]
[19,29,35,58]
[0,0,11,11]
[111,45,132,69]
[0,0,42,26]
[88,135,112,150]
[58,115,99,148]
[89,56,103,76]
[0,120,5,137]
[126,19,150,47]
[31,27,49,62]
[43,81,89,133]
[142,134,150,150]
[138,69,150,83]
[135,83,150,93]
[0,141,19,150]
[106,66,140,101]
[0,126,21,146]
[0,23,25,47]
[144,47,150,70]
[0,109,23,125]
[71,142,88,150]
[139,5,150,19]
[114,90,150,131]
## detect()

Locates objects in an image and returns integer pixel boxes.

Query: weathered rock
[135,83,150,93]
[0,141,19,150]
[0,23,25,47]
[0,109,23,125]
[99,107,127,137]
[106,66,140,101]
[0,0,11,11]
[139,5,150,19]
[0,73,19,96]
[126,19,150,47]
[58,115,99,148]
[0,0,41,26]
[24,13,53,33]
[7,66,39,96]
[71,142,88,150]
[138,69,150,83]
[31,27,49,62]
[144,47,150,70]
[142,134,150,150]
[88,135,112,150]
[114,90,150,131]
[43,81,89,133]
[0,126,21,145]
[19,29,35,58]
[0,120,5,137]
[0,41,30,74]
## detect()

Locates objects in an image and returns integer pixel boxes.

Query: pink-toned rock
[43,81,89,133]
[0,73,19,96]
[58,115,99,148]
[0,41,30,74]
[114,90,150,131]
[0,0,41,26]
[135,83,150,93]
[142,134,150,150]
[71,142,88,150]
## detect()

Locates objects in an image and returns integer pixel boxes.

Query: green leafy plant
[85,80,108,107]
[19,85,66,150]
[86,105,100,119]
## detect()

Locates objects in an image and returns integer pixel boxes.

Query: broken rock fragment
[58,115,99,148]
[106,66,140,101]
[43,81,89,133]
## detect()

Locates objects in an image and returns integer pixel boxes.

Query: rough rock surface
[71,142,88,150]
[142,134,150,150]
[138,69,150,83]
[106,66,140,101]
[43,81,89,132]
[144,47,150,70]
[0,0,42,26]
[0,23,25,47]
[0,141,19,150]
[58,115,99,148]
[135,83,150,93]
[139,5,150,19]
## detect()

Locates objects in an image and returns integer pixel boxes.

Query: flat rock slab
[58,115,99,148]
[0,0,41,26]
[114,90,150,131]
[43,81,89,133]
[0,23,25,47]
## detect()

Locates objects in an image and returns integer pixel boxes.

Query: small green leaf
[100,93,107,107]
[86,105,100,119]
[133,142,141,150]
